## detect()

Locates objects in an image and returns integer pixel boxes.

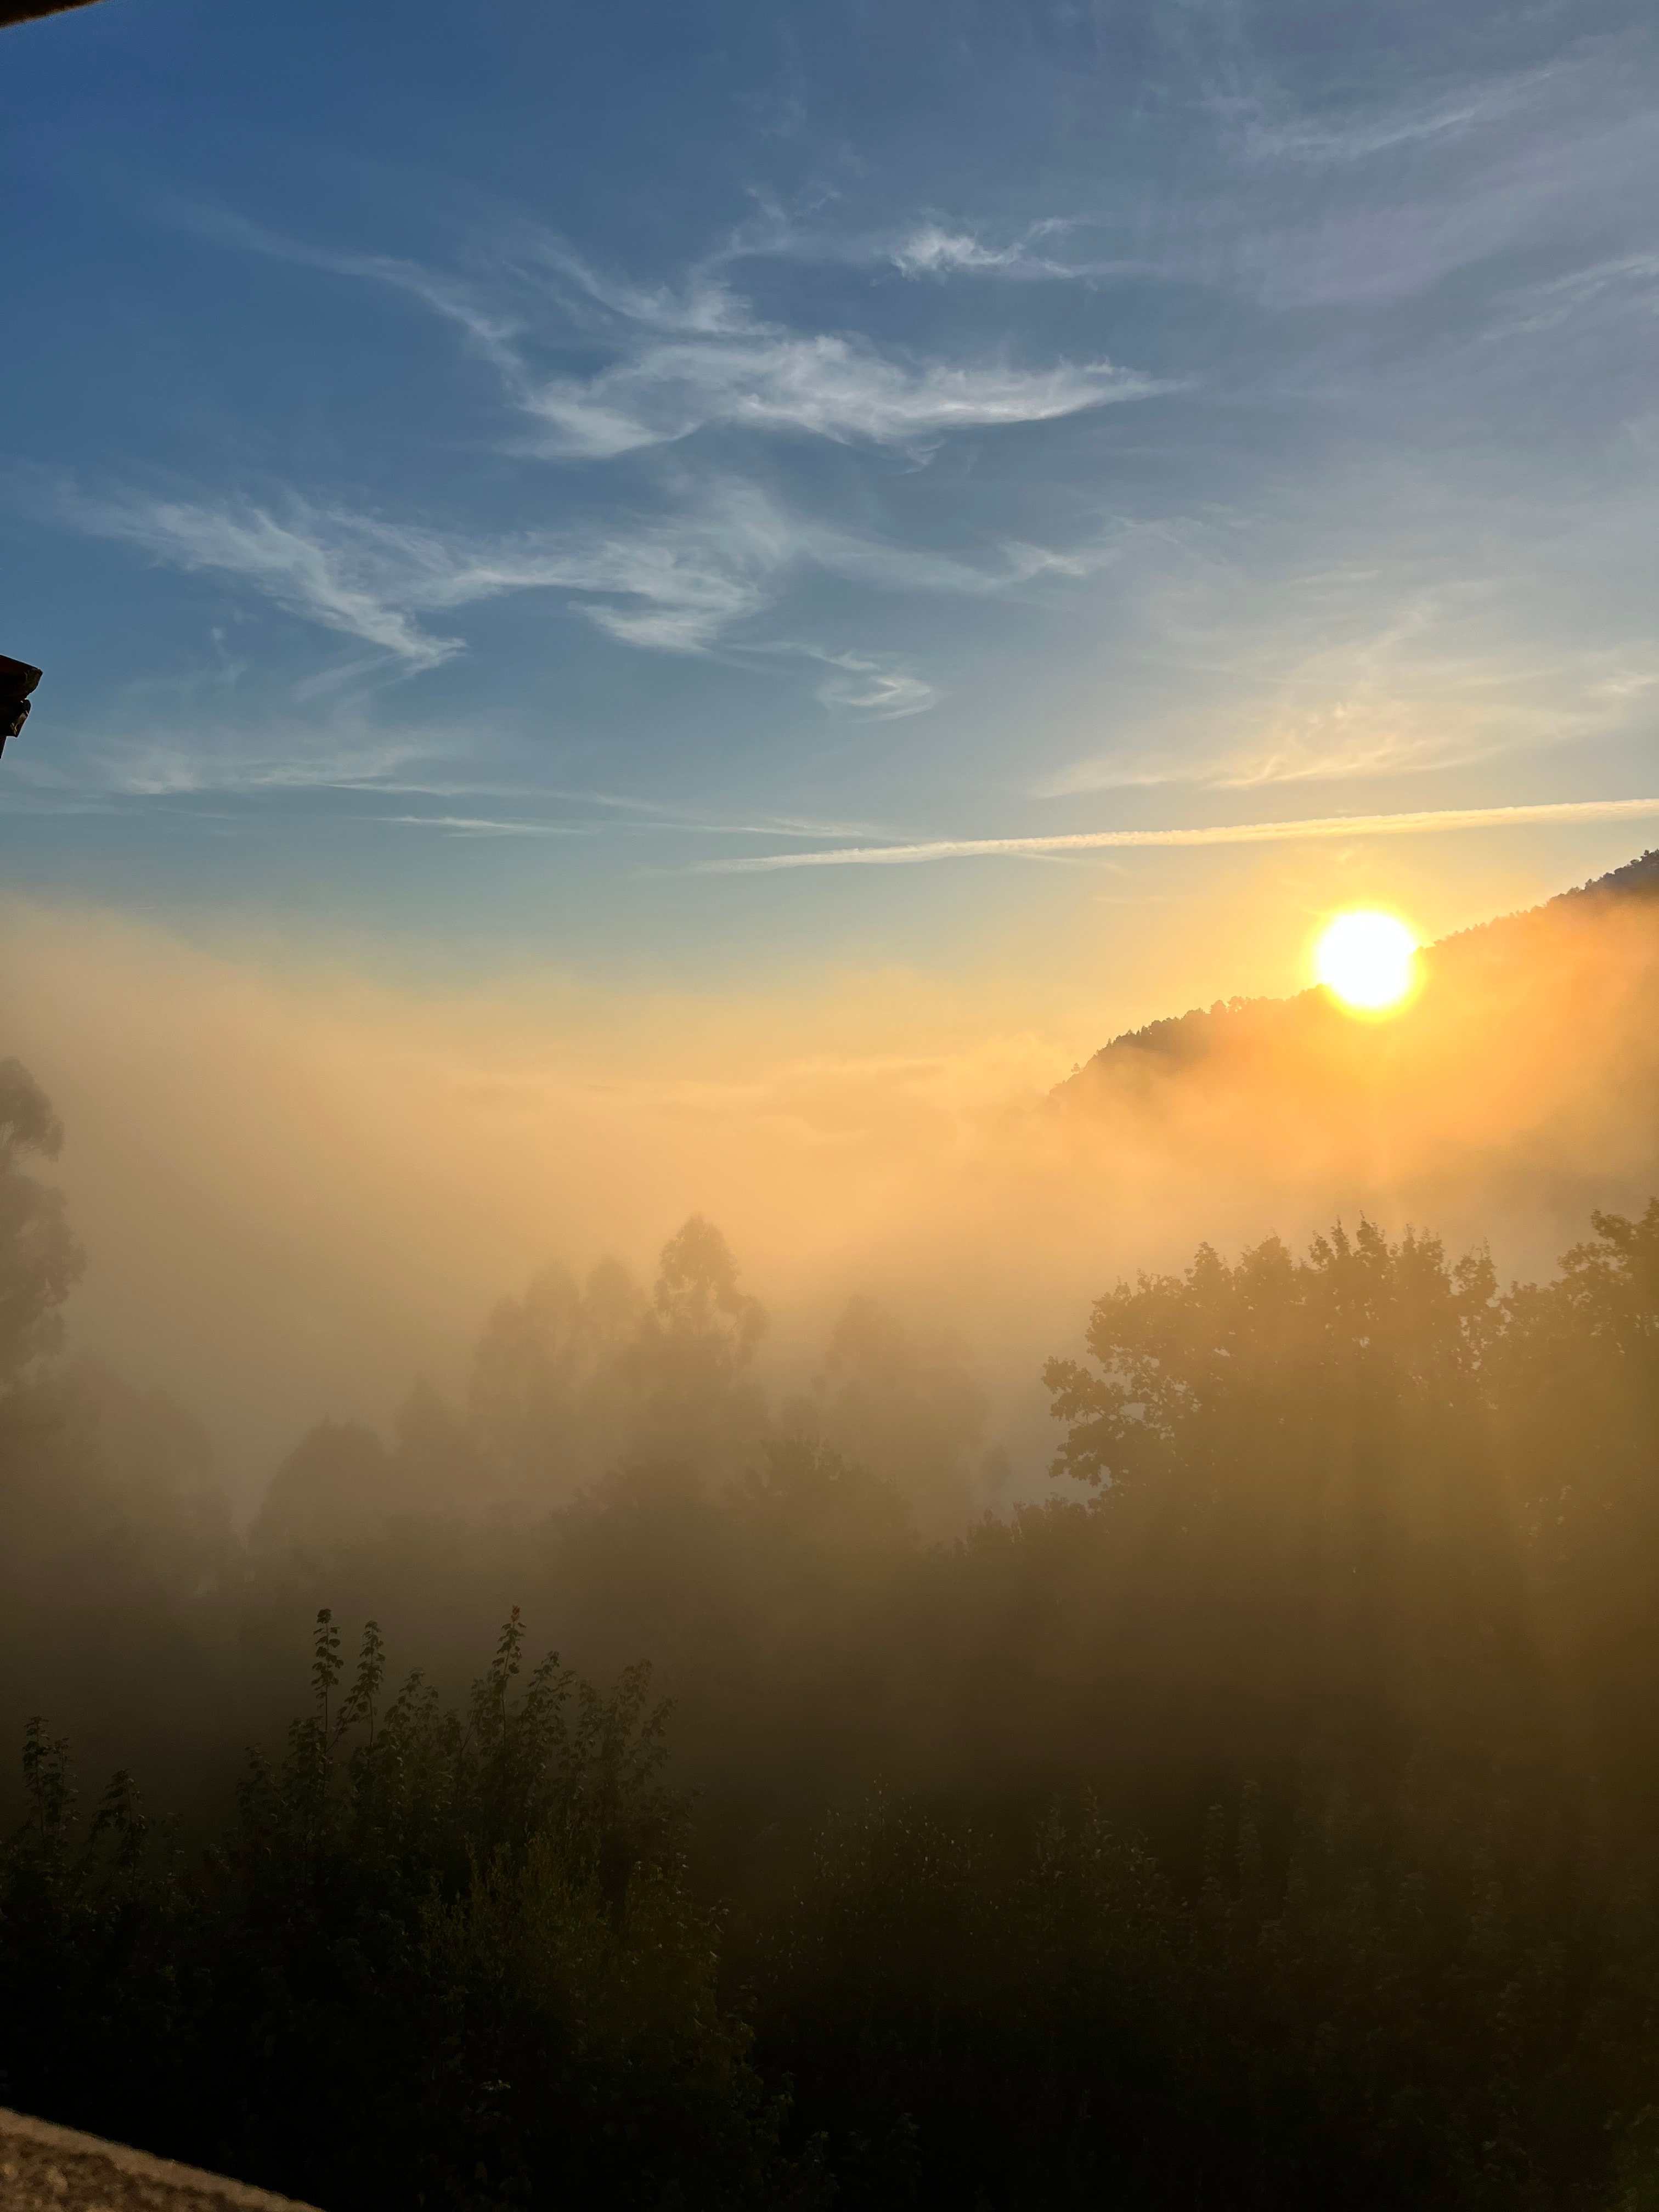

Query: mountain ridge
[1054,847,1659,1103]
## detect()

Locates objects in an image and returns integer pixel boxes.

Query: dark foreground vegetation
[2,1054,1659,2208]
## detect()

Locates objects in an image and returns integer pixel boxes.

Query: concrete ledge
[0,2107,321,2212]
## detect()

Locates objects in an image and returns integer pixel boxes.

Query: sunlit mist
[1314,910,1419,1013]
[8,0,1659,2193]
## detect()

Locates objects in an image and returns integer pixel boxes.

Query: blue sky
[5,0,1659,998]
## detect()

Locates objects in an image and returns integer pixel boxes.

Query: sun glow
[1313,910,1419,1014]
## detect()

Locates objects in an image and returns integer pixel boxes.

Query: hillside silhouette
[1055,847,1659,1098]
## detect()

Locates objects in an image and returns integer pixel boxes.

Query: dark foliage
[4,1056,1659,2209]
[0,1611,777,2210]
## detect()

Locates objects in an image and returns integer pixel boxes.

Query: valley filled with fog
[2,864,1657,2208]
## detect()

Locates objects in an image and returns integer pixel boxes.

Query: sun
[1313,910,1419,1014]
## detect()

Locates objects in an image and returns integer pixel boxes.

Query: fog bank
[2,879,1655,1516]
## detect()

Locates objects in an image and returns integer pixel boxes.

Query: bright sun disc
[1314,910,1419,1012]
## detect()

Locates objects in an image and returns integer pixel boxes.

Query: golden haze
[0,873,1656,1512]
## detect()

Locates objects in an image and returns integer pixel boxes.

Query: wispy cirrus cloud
[50,473,1121,678]
[1053,620,1659,802]
[718,204,1151,288]
[174,206,534,371]
[51,481,797,662]
[1233,58,1589,167]
[519,335,1156,459]
[1491,251,1659,338]
[849,49,1659,320]
[1227,49,1659,309]
[377,814,592,837]
[59,490,467,667]
[791,648,938,720]
[889,224,1056,276]
[882,221,1136,283]
[1041,640,1568,799]
[701,797,1659,874]
[195,211,1169,459]
[13,709,461,801]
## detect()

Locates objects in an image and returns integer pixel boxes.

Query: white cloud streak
[809,651,938,720]
[883,222,1136,283]
[701,798,1659,873]
[719,203,1148,287]
[103,735,443,798]
[520,336,1156,459]
[1493,252,1659,337]
[53,482,798,661]
[890,225,1047,275]
[378,815,590,837]
[1230,60,1659,309]
[859,52,1659,319]
[63,493,466,667]
[197,210,1166,458]
[1236,60,1585,168]
[52,476,1118,672]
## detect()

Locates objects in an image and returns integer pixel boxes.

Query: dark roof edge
[1,0,110,27]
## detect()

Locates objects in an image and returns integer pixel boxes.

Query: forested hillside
[1059,848,1659,1093]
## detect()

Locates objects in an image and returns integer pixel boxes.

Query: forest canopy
[2,1059,1658,2209]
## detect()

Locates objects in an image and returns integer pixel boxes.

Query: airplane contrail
[701,796,1659,872]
